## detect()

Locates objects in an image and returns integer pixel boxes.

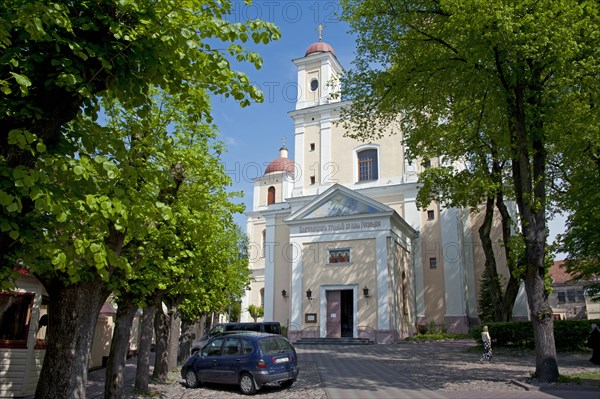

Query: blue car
[181,331,300,395]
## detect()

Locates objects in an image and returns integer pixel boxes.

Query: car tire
[239,372,257,395]
[280,379,295,388]
[185,370,199,388]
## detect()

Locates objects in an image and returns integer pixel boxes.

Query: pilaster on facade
[441,207,469,332]
[292,122,305,198]
[289,236,303,329]
[376,231,391,333]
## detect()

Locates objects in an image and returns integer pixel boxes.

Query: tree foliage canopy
[339,0,600,382]
[1,0,280,288]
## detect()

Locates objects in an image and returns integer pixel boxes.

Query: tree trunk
[478,195,504,321]
[509,74,558,382]
[152,297,170,382]
[104,297,137,399]
[178,319,199,364]
[34,277,109,399]
[167,307,181,370]
[134,302,156,394]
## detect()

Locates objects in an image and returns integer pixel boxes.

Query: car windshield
[259,336,293,355]
[208,325,224,337]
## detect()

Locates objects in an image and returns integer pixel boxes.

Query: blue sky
[213,1,566,255]
[213,1,354,225]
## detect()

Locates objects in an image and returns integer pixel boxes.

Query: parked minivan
[190,322,281,354]
[182,331,299,395]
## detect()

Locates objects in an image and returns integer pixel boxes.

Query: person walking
[480,325,493,363]
[586,323,600,365]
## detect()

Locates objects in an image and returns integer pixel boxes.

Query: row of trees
[1,1,279,398]
[338,0,600,383]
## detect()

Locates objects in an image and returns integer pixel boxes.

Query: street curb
[509,379,538,391]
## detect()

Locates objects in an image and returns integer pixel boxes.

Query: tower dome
[305,41,336,57]
[264,146,295,175]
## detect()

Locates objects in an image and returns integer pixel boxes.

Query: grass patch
[405,333,471,342]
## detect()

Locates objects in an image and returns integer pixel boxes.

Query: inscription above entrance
[299,220,382,234]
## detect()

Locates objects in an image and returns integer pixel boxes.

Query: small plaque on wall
[305,313,317,323]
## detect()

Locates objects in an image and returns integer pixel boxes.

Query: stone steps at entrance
[294,337,374,345]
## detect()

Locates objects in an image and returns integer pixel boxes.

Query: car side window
[223,337,242,356]
[241,338,254,354]
[202,337,225,357]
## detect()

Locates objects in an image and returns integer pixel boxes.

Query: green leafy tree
[0,1,279,397]
[551,92,600,297]
[339,0,600,382]
[248,304,264,322]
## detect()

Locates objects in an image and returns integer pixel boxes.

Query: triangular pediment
[286,184,393,222]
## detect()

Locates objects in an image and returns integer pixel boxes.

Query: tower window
[267,186,275,205]
[310,176,316,185]
[310,78,319,92]
[310,143,315,151]
[427,210,435,220]
[429,258,437,269]
[357,149,378,181]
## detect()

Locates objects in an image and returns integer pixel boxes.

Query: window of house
[429,258,437,269]
[423,159,431,169]
[357,149,378,181]
[328,249,351,264]
[310,143,315,151]
[267,186,275,205]
[0,293,34,348]
[567,290,576,303]
[577,290,585,302]
[557,291,565,304]
[427,210,435,221]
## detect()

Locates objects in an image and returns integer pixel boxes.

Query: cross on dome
[315,23,325,42]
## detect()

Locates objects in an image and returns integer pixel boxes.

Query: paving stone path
[87,339,599,399]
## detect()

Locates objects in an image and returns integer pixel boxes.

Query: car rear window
[259,336,293,354]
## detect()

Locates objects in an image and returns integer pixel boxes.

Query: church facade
[240,40,528,343]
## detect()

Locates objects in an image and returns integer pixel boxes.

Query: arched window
[261,229,266,258]
[357,149,378,181]
[267,186,276,205]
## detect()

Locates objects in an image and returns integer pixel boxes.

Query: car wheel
[239,372,256,395]
[185,370,199,388]
[280,379,294,388]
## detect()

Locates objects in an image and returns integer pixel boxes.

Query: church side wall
[394,241,415,339]
[419,203,446,328]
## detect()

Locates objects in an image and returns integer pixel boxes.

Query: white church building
[240,39,528,343]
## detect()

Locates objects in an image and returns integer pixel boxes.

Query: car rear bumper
[253,367,300,386]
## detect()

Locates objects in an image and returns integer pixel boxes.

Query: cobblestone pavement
[89,339,599,399]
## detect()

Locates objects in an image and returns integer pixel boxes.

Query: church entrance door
[326,289,354,338]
